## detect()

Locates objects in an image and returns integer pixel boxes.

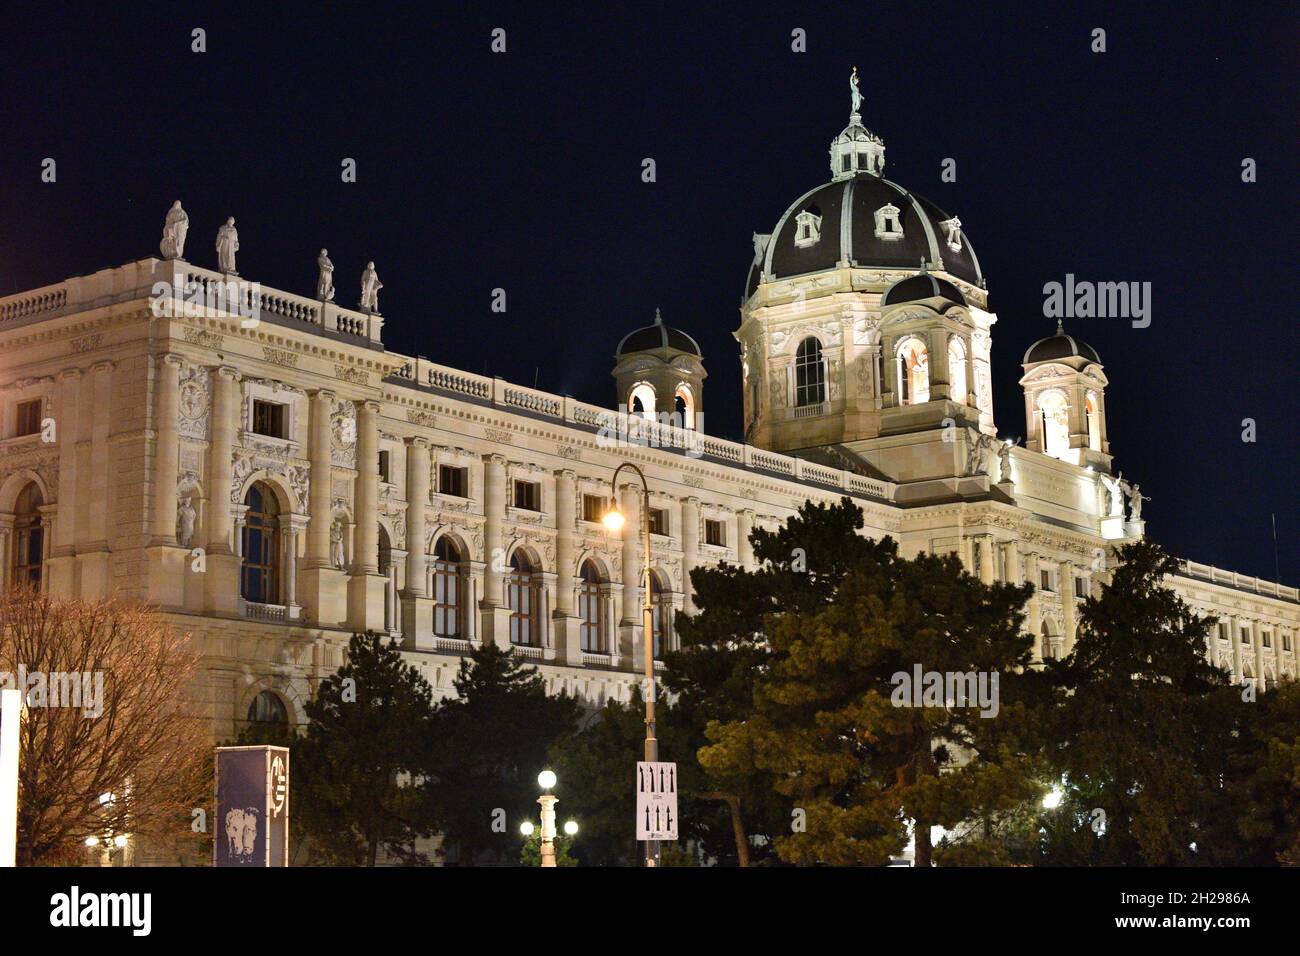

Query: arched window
[578,560,607,653]
[673,383,695,430]
[650,571,673,659]
[1038,390,1070,459]
[1039,620,1054,661]
[432,537,463,638]
[11,482,44,589]
[897,338,930,405]
[947,337,967,405]
[1085,392,1101,451]
[247,690,287,725]
[628,382,656,421]
[378,525,392,575]
[240,482,280,604]
[794,337,825,407]
[508,551,540,646]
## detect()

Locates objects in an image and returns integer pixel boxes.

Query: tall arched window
[628,382,656,421]
[947,336,967,405]
[240,482,280,604]
[794,337,825,407]
[11,482,44,589]
[1085,392,1101,451]
[508,551,540,646]
[673,383,695,430]
[247,690,287,725]
[578,560,607,653]
[1038,390,1070,459]
[378,525,392,575]
[650,571,672,659]
[432,537,463,638]
[897,338,930,405]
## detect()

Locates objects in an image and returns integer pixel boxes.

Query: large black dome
[746,174,984,297]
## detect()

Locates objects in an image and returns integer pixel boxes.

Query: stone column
[736,509,755,569]
[1024,551,1041,646]
[48,368,81,594]
[680,496,700,612]
[1060,561,1077,652]
[86,362,114,548]
[150,354,183,546]
[554,470,577,615]
[207,366,241,554]
[1230,614,1242,682]
[404,437,430,596]
[482,455,507,606]
[1252,619,1265,689]
[306,389,335,568]
[1003,540,1021,586]
[978,535,996,585]
[352,401,380,574]
[283,526,299,608]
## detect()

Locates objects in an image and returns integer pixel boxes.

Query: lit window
[673,383,695,429]
[897,338,930,405]
[508,551,541,646]
[432,537,463,638]
[1085,393,1102,452]
[947,337,967,404]
[628,383,656,421]
[578,560,606,653]
[794,337,826,407]
[1038,390,1070,459]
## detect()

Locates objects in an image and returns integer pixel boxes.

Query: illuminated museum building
[1,96,1296,741]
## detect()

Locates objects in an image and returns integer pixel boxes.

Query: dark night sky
[1,3,1295,584]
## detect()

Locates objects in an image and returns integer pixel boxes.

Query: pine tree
[296,631,439,865]
[694,497,1036,866]
[1041,540,1237,865]
[431,644,580,865]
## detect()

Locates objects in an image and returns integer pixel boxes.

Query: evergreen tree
[431,644,580,865]
[296,631,439,865]
[695,498,1036,866]
[1040,540,1236,865]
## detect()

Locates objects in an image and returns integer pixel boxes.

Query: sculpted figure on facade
[359,261,383,311]
[176,496,197,547]
[330,515,347,569]
[160,200,189,259]
[216,217,239,273]
[316,249,335,301]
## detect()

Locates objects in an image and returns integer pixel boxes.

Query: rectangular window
[252,400,286,439]
[1039,569,1052,591]
[439,465,467,498]
[1285,634,1292,653]
[513,480,540,512]
[1074,576,1087,598]
[705,519,726,548]
[1218,623,1230,642]
[378,450,391,483]
[15,399,42,437]
[649,507,669,537]
[1263,632,1272,648]
[1241,628,1251,645]
[582,494,608,523]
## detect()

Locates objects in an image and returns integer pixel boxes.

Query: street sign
[635,761,678,841]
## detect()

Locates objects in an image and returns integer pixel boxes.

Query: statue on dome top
[849,66,862,115]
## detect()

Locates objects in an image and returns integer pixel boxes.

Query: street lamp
[602,461,660,868]
[536,769,559,868]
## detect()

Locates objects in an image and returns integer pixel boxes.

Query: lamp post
[601,462,659,868]
[525,770,577,867]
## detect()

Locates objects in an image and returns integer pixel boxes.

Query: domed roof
[881,273,967,308]
[1023,321,1101,365]
[615,309,701,358]
[746,175,984,297]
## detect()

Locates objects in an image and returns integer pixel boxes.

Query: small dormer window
[874,203,903,240]
[794,209,823,248]
[940,216,963,252]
